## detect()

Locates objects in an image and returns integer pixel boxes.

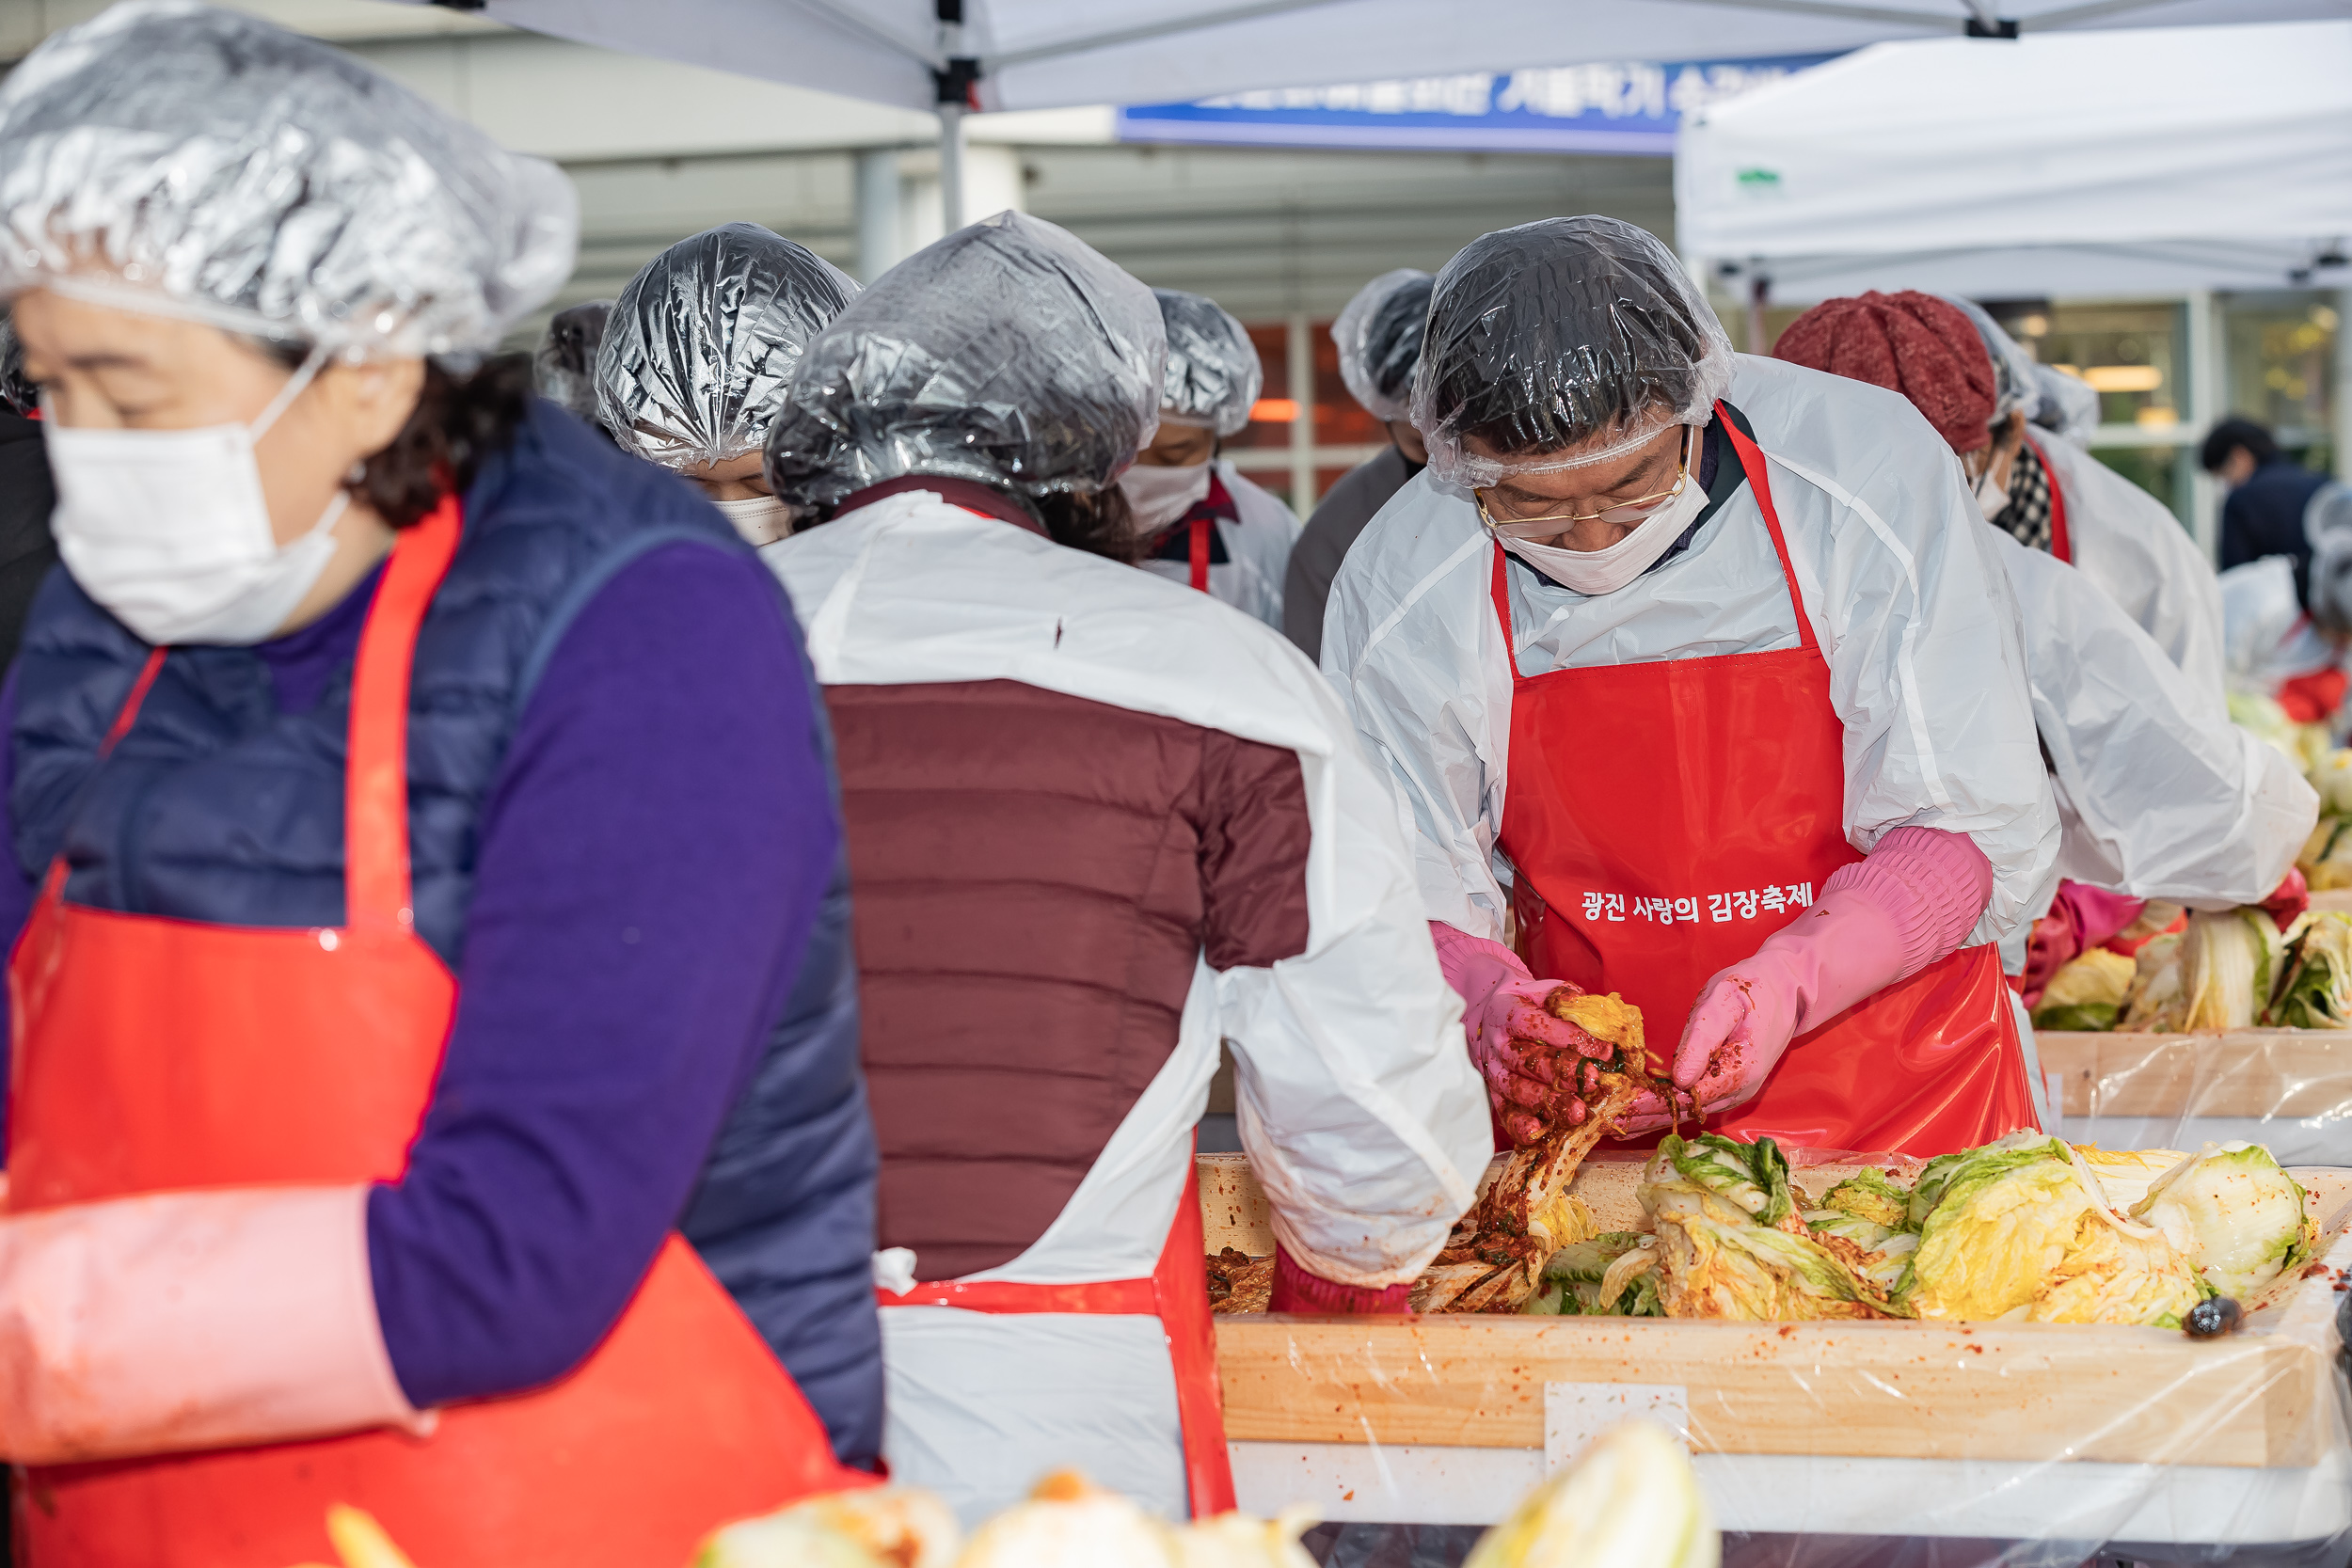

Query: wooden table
[1203,1152,2352,1544]
[2036,1028,2352,1164]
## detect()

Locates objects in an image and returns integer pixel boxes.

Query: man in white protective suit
[1775,292,2314,1053]
[1322,216,2059,1159]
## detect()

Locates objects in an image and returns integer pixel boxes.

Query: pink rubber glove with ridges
[1661,828,1993,1120]
[0,1185,428,1465]
[1268,1244,1412,1314]
[1429,921,1612,1148]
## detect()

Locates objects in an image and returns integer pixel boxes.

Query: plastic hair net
[2032,361,2101,446]
[1153,288,1261,436]
[1412,216,1732,487]
[2309,483,2352,637]
[766,211,1164,515]
[1334,268,1434,424]
[532,301,612,423]
[1936,293,2039,425]
[0,1,577,357]
[596,224,859,471]
[0,309,32,416]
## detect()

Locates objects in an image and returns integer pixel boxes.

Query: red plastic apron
[1495,407,2035,1157]
[2025,435,2073,563]
[877,1152,1235,1518]
[7,495,872,1568]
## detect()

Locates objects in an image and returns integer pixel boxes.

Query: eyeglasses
[1474,426,1694,541]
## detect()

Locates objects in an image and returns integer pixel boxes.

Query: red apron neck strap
[345,494,463,934]
[1487,543,1528,680]
[1187,514,1212,594]
[1712,402,1817,657]
[97,648,168,761]
[2023,435,2071,562]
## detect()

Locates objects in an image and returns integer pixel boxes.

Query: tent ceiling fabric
[1675,21,2352,295]
[382,0,2352,113]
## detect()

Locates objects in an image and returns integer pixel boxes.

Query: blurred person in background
[0,308,58,670]
[1774,292,2313,1046]
[763,212,1486,1527]
[2207,415,2331,595]
[596,222,857,548]
[1325,216,2056,1158]
[0,8,882,1563]
[2030,360,2100,449]
[1285,267,1432,660]
[1915,293,2222,710]
[529,297,612,432]
[1119,287,1299,626]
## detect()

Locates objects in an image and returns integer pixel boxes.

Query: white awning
[382,1,2352,115]
[1675,20,2352,299]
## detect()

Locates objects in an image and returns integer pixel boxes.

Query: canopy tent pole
[934,0,977,235]
[2337,278,2352,482]
[938,102,965,233]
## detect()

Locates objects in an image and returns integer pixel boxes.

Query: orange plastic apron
[877,1153,1235,1518]
[1495,407,2036,1157]
[7,495,873,1568]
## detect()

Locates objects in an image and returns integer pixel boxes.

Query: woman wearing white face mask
[1324,216,2057,1158]
[0,8,883,1565]
[595,223,859,548]
[1118,289,1299,627]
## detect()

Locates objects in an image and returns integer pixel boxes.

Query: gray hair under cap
[0,0,577,356]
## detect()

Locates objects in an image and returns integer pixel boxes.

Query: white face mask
[1974,466,2010,522]
[47,348,351,646]
[1494,456,1713,596]
[711,493,791,547]
[1117,459,1212,535]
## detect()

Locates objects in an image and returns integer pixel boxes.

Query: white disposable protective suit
[2221,556,2342,709]
[1139,459,1300,628]
[765,489,1488,1525]
[2033,434,2225,720]
[1322,354,2058,949]
[1991,529,2315,908]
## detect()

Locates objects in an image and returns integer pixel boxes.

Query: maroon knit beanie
[1772,290,1996,454]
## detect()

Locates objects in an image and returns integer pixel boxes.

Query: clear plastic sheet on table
[2040,1028,2352,1166]
[1200,1151,2352,1568]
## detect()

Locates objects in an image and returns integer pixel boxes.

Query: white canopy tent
[398,0,2351,228]
[1676,20,2352,519]
[1675,21,2352,303]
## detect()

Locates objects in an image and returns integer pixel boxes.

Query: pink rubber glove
[2262,866,2311,929]
[1429,921,1613,1148]
[1625,828,1993,1127]
[1268,1244,1411,1315]
[0,1186,429,1465]
[2019,880,2145,1008]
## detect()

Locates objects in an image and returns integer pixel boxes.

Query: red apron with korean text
[1497,408,2036,1156]
[8,495,872,1568]
[877,1151,1234,1518]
